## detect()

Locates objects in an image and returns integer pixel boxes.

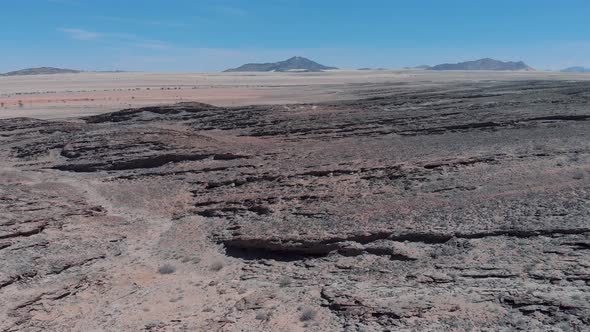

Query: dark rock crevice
[221,228,590,261]
[52,153,248,172]
[0,222,47,240]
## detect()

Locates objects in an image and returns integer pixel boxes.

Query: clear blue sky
[2,0,590,72]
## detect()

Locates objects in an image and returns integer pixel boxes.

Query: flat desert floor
[1,72,589,331]
[2,70,590,119]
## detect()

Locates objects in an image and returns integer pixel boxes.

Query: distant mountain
[358,67,389,71]
[429,58,534,71]
[561,66,590,73]
[224,56,337,72]
[1,67,82,76]
[405,65,432,70]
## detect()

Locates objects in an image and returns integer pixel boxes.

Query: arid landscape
[1,71,589,331]
[2,70,589,119]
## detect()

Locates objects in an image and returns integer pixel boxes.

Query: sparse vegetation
[157,263,176,274]
[210,260,224,272]
[279,276,291,287]
[572,171,585,180]
[169,296,183,303]
[299,307,317,322]
[255,311,271,321]
[181,255,201,264]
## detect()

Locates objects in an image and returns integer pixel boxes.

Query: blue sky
[2,0,590,72]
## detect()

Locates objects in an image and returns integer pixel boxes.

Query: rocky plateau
[1,80,589,331]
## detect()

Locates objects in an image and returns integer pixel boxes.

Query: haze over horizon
[2,0,590,72]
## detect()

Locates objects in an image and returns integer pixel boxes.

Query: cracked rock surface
[1,80,589,331]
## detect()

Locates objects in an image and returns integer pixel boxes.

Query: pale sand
[1,70,589,119]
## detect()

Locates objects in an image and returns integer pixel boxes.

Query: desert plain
[1,70,590,331]
[2,70,590,119]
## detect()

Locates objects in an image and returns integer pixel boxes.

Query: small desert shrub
[144,321,164,330]
[158,263,176,274]
[299,308,317,322]
[255,311,270,321]
[169,296,183,303]
[210,260,224,272]
[572,171,585,180]
[279,276,291,288]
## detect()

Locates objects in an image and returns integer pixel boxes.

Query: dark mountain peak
[282,56,314,64]
[224,57,337,72]
[429,58,534,71]
[1,67,82,76]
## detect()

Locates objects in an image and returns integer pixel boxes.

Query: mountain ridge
[561,66,590,73]
[429,58,534,71]
[224,56,337,72]
[1,67,82,76]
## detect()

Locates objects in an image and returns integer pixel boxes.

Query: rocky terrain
[429,58,534,71]
[224,56,337,72]
[1,80,589,331]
